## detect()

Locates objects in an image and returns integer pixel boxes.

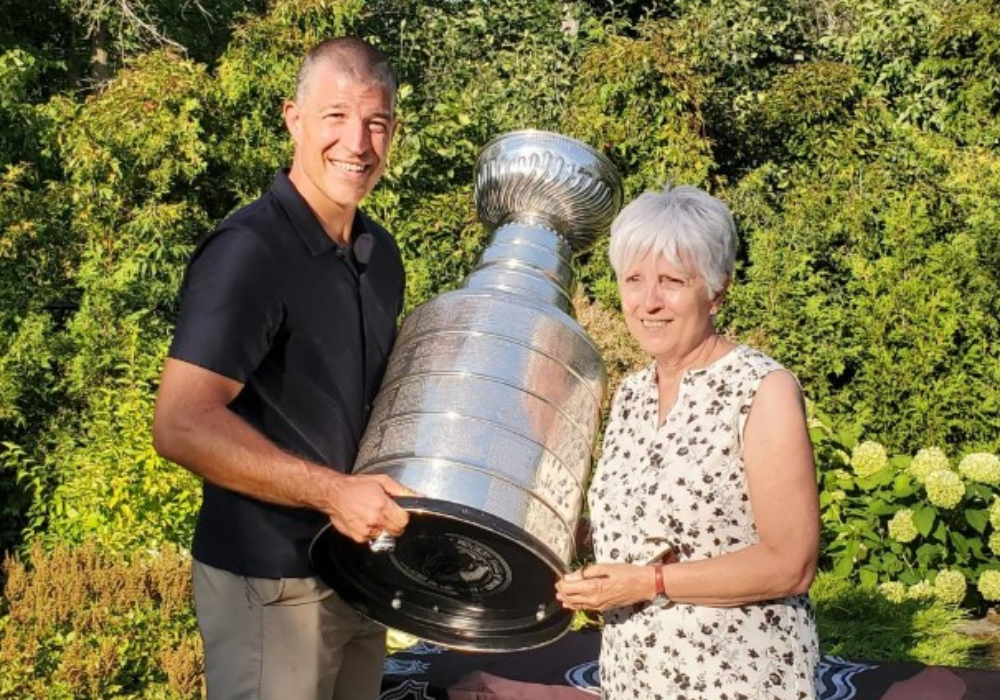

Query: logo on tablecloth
[404,640,446,655]
[384,658,431,676]
[565,660,601,695]
[379,679,435,700]
[816,655,877,700]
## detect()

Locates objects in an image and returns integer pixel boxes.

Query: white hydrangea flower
[887,509,918,543]
[933,570,967,606]
[977,571,1000,602]
[851,441,888,478]
[924,470,965,509]
[906,580,936,601]
[991,497,1000,530]
[908,447,950,484]
[989,532,1000,557]
[958,453,1000,486]
[878,581,906,604]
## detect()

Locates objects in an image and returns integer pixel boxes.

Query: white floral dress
[589,345,819,700]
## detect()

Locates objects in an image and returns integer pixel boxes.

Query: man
[153,37,414,700]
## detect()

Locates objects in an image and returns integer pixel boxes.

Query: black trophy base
[308,497,572,652]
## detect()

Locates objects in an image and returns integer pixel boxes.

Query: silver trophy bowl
[311,130,622,651]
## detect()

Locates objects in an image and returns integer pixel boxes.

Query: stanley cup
[310,130,623,651]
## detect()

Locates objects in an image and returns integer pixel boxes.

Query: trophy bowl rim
[474,128,620,179]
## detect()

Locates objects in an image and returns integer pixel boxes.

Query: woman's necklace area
[655,334,725,381]
[655,334,726,424]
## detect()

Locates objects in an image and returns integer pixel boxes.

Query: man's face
[285,59,396,231]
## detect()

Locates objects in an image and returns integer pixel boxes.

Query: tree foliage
[0,0,997,585]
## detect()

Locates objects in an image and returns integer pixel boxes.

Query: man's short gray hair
[608,184,737,298]
[295,36,398,108]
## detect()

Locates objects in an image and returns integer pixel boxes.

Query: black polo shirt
[169,169,405,578]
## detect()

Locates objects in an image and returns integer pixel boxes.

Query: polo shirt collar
[271,169,369,258]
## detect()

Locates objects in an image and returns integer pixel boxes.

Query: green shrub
[0,48,212,553]
[727,124,1000,455]
[9,369,201,554]
[812,411,1000,613]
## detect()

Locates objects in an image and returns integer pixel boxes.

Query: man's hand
[323,473,420,543]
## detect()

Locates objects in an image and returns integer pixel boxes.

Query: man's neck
[287,168,358,245]
[322,211,356,246]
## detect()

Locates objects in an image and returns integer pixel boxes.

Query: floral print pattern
[590,345,819,699]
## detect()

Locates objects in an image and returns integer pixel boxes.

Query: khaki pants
[193,560,386,700]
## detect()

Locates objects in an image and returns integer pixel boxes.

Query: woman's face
[618,251,720,364]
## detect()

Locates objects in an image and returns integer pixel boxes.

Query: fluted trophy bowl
[475,129,623,250]
[310,130,622,651]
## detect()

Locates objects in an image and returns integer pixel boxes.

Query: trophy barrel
[310,130,622,651]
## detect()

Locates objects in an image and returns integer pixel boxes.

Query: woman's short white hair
[608,184,737,298]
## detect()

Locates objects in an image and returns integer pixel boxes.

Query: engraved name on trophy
[310,130,623,651]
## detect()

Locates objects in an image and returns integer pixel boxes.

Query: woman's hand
[555,563,656,612]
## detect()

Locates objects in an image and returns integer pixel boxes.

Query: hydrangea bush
[813,412,1000,611]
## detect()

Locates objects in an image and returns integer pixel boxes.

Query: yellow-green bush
[0,541,201,700]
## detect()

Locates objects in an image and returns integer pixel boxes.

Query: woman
[555,185,820,699]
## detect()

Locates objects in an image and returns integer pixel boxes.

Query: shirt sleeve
[168,225,283,383]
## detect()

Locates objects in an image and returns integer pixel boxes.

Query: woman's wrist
[649,562,673,608]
